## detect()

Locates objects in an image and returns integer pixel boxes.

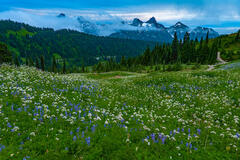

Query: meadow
[0,64,240,159]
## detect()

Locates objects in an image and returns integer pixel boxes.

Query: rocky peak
[57,13,66,18]
[146,17,157,24]
[131,18,143,27]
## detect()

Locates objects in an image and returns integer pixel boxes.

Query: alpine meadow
[0,0,240,159]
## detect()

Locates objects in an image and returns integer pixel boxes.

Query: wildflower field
[0,64,240,160]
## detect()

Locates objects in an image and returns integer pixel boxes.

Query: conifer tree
[120,56,126,66]
[15,57,20,67]
[26,58,29,66]
[81,59,85,73]
[142,46,151,66]
[52,56,57,73]
[29,58,34,67]
[96,62,102,72]
[182,32,191,63]
[206,31,209,44]
[36,58,40,69]
[0,42,12,64]
[63,59,66,74]
[171,32,179,63]
[40,55,45,71]
[236,30,240,41]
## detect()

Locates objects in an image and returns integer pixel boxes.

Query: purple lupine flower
[73,136,77,141]
[7,123,12,128]
[189,143,192,149]
[161,137,166,144]
[151,133,155,141]
[70,131,73,135]
[91,125,95,132]
[81,131,84,138]
[85,137,90,146]
[197,129,201,135]
[158,133,162,139]
[188,128,190,133]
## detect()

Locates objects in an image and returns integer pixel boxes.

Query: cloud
[0,6,239,35]
[0,9,81,31]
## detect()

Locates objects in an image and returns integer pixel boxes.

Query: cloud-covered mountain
[167,22,191,39]
[0,9,220,43]
[190,27,219,40]
[108,17,219,42]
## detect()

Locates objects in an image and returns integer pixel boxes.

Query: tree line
[92,31,221,72]
[2,30,239,73]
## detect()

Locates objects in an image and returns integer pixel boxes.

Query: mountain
[167,22,191,39]
[77,16,99,35]
[109,17,219,43]
[110,30,173,43]
[190,27,219,40]
[0,20,156,67]
[145,17,165,29]
[57,13,66,18]
[110,17,172,43]
[131,18,143,27]
[54,14,219,43]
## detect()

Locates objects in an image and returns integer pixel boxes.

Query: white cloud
[0,7,239,34]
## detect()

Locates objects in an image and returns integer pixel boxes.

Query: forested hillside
[0,20,156,68]
[210,31,240,60]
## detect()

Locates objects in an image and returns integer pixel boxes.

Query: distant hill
[0,20,156,67]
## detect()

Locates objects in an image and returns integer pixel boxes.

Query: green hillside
[0,20,156,68]
[210,31,240,60]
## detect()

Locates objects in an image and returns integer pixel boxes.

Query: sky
[0,0,239,34]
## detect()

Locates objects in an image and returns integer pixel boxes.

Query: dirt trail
[207,52,227,71]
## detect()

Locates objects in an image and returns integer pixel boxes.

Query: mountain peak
[57,13,66,18]
[173,22,188,28]
[132,18,143,26]
[146,17,157,24]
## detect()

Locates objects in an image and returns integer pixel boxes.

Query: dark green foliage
[208,41,218,64]
[52,56,57,73]
[192,63,201,70]
[35,58,40,69]
[0,42,12,64]
[40,55,45,71]
[120,56,126,66]
[0,20,155,68]
[171,32,179,63]
[26,58,29,66]
[63,59,66,74]
[14,56,20,67]
[81,59,85,73]
[236,30,240,41]
[206,31,209,44]
[29,58,34,66]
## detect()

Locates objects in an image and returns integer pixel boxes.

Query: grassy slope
[0,65,240,159]
[209,32,240,60]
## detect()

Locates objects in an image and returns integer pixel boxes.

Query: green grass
[0,64,240,159]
